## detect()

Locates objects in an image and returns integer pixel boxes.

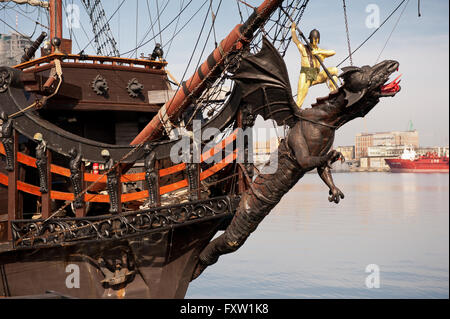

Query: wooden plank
[45,101,161,113]
[84,173,107,183]
[159,163,186,177]
[15,53,167,71]
[200,150,238,181]
[121,172,145,183]
[160,179,188,196]
[17,181,41,196]
[122,190,148,203]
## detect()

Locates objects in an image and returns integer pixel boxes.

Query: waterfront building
[0,32,33,66]
[355,130,419,159]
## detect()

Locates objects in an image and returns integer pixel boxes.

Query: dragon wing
[232,36,300,127]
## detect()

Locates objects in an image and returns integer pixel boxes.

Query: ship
[385,147,449,173]
[0,0,405,299]
[0,0,314,298]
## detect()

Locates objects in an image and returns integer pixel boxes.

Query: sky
[1,0,448,147]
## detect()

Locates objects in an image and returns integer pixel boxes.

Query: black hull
[0,215,230,298]
[0,196,237,298]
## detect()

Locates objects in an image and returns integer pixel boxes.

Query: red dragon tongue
[381,74,402,94]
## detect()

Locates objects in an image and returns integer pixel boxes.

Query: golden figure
[291,23,339,108]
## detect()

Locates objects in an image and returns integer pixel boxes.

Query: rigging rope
[135,0,139,59]
[131,0,170,59]
[235,0,244,23]
[79,0,125,56]
[162,0,181,57]
[342,0,353,66]
[156,0,163,46]
[120,0,195,57]
[210,0,217,48]
[375,0,410,64]
[337,0,408,67]
[0,16,29,38]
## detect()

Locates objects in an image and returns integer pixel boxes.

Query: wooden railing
[14,53,168,71]
[0,129,240,240]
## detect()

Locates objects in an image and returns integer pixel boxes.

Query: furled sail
[0,0,49,9]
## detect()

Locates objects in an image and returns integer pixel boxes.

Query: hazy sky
[1,0,448,147]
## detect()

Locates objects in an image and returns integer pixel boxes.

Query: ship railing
[0,128,241,242]
[13,53,168,71]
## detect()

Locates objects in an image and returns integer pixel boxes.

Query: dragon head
[339,60,401,119]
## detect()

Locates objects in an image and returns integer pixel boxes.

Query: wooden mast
[49,0,62,41]
[130,0,284,146]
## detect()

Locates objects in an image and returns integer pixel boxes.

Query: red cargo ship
[385,148,449,173]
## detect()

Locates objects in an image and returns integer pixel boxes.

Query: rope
[342,0,353,66]
[337,0,408,67]
[79,0,126,55]
[135,0,139,59]
[165,0,184,58]
[0,17,30,38]
[375,0,410,64]
[9,58,63,119]
[237,0,255,10]
[120,0,195,57]
[210,0,218,48]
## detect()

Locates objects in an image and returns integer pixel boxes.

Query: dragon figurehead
[191,37,402,281]
[335,60,401,122]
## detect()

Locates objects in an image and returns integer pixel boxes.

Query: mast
[49,0,62,41]
[130,0,284,146]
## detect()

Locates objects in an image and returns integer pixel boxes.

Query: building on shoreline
[0,32,32,67]
[355,130,419,159]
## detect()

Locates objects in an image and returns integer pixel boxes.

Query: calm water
[186,173,449,299]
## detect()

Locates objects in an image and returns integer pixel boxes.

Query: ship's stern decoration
[102,150,120,214]
[0,112,14,171]
[69,148,84,210]
[143,144,159,208]
[34,133,49,194]
[192,37,401,280]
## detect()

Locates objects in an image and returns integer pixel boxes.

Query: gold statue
[291,23,339,108]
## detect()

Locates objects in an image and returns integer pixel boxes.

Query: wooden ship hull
[0,197,236,299]
[0,0,286,298]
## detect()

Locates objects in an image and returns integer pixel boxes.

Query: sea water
[186,173,449,299]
